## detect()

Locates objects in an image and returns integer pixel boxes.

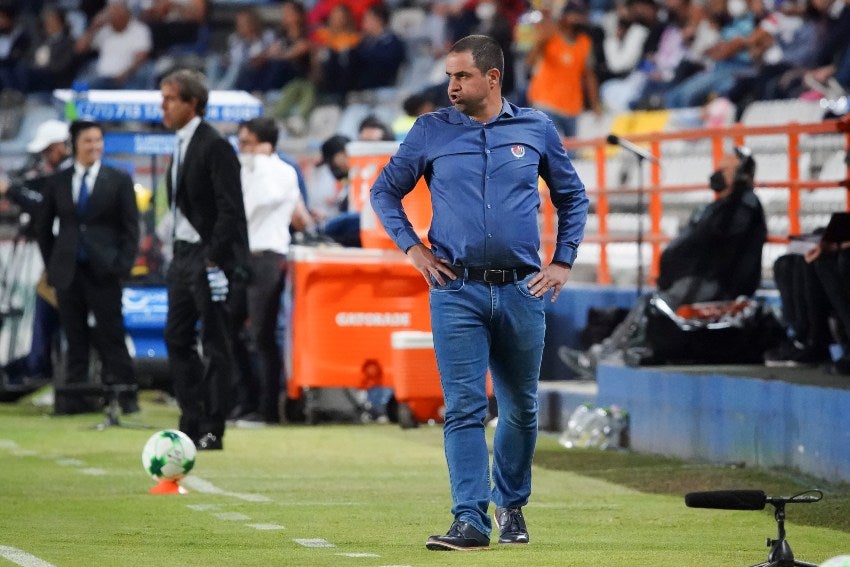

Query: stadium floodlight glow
[685,489,823,567]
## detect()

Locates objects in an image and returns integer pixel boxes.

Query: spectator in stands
[263,2,316,132]
[26,6,79,94]
[783,0,850,99]
[726,1,819,118]
[0,3,31,93]
[525,0,602,139]
[236,0,312,95]
[207,7,274,90]
[336,3,407,138]
[598,0,653,86]
[135,0,207,57]
[605,0,692,112]
[350,3,406,93]
[663,0,755,108]
[307,0,380,29]
[74,1,153,89]
[311,3,361,106]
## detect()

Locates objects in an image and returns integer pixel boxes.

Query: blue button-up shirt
[370,99,588,269]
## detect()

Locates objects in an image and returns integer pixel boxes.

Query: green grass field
[2,389,849,567]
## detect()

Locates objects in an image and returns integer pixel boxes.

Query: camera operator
[0,119,71,386]
[562,148,768,375]
[656,147,767,308]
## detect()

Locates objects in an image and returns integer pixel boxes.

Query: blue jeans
[429,271,545,536]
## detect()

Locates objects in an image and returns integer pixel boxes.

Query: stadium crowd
[1,0,848,141]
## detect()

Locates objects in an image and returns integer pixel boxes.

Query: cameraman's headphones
[734,145,756,178]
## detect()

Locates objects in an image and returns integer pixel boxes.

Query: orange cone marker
[149,479,189,494]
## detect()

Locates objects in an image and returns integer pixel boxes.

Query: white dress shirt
[240,152,301,255]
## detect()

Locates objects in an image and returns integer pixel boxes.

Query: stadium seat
[740,98,826,150]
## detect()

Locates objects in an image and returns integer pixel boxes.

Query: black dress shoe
[425,520,490,551]
[493,507,529,544]
[196,433,223,451]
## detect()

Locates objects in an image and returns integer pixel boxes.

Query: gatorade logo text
[335,312,412,327]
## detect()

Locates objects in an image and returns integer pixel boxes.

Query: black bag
[581,306,631,349]
[640,295,784,365]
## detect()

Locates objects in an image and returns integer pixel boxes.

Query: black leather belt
[450,265,536,284]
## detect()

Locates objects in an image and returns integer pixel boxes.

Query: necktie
[171,137,181,240]
[77,168,90,217]
[77,169,90,262]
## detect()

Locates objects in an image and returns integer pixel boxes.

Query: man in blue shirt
[370,34,588,551]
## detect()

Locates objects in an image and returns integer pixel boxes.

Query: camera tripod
[751,495,820,567]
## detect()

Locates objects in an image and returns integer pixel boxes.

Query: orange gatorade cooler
[389,330,495,429]
[285,245,431,408]
[390,330,444,428]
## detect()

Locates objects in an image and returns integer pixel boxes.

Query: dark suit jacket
[167,120,249,279]
[38,164,140,290]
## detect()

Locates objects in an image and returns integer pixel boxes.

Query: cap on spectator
[27,119,70,153]
[319,135,350,165]
[561,0,588,15]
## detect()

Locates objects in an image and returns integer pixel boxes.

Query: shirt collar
[175,116,202,145]
[446,98,516,125]
[74,160,100,178]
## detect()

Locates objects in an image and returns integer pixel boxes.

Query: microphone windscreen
[684,490,767,510]
[606,134,619,145]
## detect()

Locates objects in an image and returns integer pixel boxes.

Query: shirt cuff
[553,245,578,267]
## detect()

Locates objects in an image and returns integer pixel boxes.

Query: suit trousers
[55,264,135,387]
[165,242,236,441]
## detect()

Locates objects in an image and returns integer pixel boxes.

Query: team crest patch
[511,145,525,158]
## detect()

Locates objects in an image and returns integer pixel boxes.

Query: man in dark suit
[37,120,140,415]
[160,68,249,451]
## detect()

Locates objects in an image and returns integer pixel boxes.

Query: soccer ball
[822,556,850,567]
[141,430,196,481]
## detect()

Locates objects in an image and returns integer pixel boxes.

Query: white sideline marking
[246,523,284,531]
[11,450,37,457]
[336,553,380,558]
[54,458,85,467]
[181,476,271,502]
[186,504,222,511]
[80,468,108,476]
[0,440,18,449]
[294,539,335,548]
[213,512,250,522]
[0,545,57,567]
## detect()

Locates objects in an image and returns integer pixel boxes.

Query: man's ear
[487,68,501,88]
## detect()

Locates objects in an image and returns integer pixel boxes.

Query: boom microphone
[685,490,767,510]
[606,134,658,163]
[685,490,823,510]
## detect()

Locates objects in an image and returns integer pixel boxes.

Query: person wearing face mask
[228,117,313,426]
[560,149,767,376]
[656,148,766,307]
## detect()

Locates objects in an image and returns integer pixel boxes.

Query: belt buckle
[483,269,506,283]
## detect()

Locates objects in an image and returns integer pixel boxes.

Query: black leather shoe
[196,433,223,451]
[425,520,490,551]
[494,507,529,544]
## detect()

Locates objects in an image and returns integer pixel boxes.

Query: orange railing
[537,116,850,285]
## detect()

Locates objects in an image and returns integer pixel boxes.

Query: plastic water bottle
[65,80,89,121]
